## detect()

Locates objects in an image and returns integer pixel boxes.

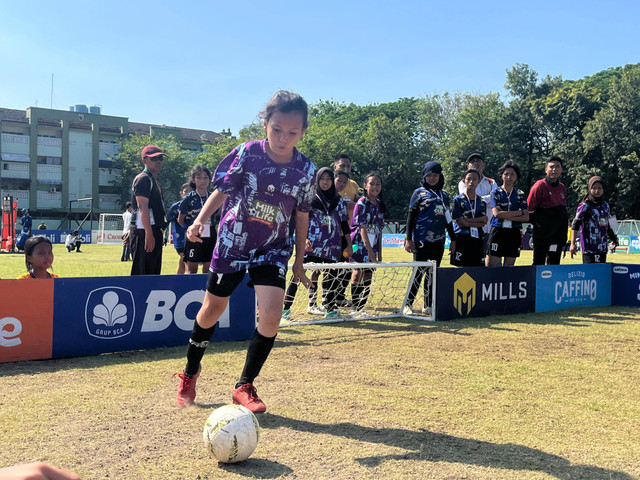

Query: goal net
[97,213,126,244]
[280,261,436,326]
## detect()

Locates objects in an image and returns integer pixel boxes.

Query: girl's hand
[367,247,377,263]
[187,222,204,243]
[292,259,312,289]
[305,238,313,252]
[404,239,415,253]
[569,243,578,257]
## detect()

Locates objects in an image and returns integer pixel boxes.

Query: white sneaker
[307,305,325,315]
[349,310,369,318]
[402,305,414,315]
[422,307,433,316]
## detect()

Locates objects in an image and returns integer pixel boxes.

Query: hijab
[421,161,445,190]
[311,167,340,212]
[583,175,605,205]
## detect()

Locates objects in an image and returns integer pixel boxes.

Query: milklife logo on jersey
[85,287,135,339]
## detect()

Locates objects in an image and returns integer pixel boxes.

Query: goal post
[97,213,126,245]
[280,261,437,326]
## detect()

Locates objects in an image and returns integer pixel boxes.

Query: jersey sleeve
[489,190,498,209]
[294,162,316,213]
[451,196,464,220]
[133,174,152,199]
[213,145,245,194]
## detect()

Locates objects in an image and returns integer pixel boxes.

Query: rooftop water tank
[75,104,89,113]
[69,106,75,112]
[89,105,101,115]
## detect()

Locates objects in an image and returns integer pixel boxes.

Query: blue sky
[1,1,638,136]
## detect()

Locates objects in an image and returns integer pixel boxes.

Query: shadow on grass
[261,414,635,479]
[217,458,293,478]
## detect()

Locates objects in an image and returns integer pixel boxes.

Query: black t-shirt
[130,171,167,230]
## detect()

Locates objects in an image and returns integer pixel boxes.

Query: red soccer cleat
[174,365,201,407]
[232,383,266,413]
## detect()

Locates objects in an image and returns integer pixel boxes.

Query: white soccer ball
[203,404,260,463]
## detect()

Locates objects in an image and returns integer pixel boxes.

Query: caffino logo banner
[437,266,536,320]
[535,264,611,312]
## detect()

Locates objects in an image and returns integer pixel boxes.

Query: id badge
[549,244,558,252]
[502,220,512,228]
[323,215,332,233]
[470,227,479,238]
[368,232,378,247]
[201,224,211,238]
[445,211,452,223]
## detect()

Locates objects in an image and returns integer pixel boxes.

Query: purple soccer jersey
[350,196,384,263]
[211,140,316,273]
[307,196,349,262]
[574,201,611,254]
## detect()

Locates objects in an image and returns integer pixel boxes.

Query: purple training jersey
[350,196,384,263]
[211,140,316,273]
[308,196,349,262]
[574,201,611,254]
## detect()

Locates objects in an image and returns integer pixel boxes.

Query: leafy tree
[110,135,194,207]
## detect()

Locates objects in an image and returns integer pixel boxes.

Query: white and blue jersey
[489,187,528,229]
[408,188,451,243]
[452,194,486,236]
[307,196,349,262]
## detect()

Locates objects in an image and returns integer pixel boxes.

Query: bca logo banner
[85,287,136,339]
[454,273,476,315]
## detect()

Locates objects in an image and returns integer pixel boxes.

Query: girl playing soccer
[451,169,488,267]
[175,91,316,412]
[179,165,216,274]
[404,161,455,315]
[486,160,529,266]
[18,236,58,279]
[282,167,353,320]
[569,176,618,263]
[350,172,385,317]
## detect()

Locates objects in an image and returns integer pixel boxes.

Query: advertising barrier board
[52,273,255,358]
[0,280,54,363]
[535,264,611,312]
[611,264,640,307]
[436,266,536,320]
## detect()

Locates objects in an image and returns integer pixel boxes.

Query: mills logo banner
[436,266,536,320]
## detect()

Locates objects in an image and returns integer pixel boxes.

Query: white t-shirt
[122,211,132,234]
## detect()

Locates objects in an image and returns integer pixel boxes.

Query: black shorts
[451,234,484,267]
[582,252,607,264]
[486,227,522,258]
[175,247,185,255]
[184,235,216,264]
[206,264,287,297]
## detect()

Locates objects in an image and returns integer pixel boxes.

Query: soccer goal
[280,261,437,326]
[97,213,126,244]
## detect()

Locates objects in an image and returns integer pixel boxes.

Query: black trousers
[130,226,163,275]
[407,241,444,307]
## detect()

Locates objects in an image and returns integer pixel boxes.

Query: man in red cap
[129,145,168,275]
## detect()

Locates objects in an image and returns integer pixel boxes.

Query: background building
[0,106,219,227]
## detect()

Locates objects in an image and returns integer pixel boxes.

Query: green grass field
[1,245,639,479]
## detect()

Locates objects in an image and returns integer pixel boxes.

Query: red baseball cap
[141,145,165,159]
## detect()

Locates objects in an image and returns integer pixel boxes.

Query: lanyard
[429,189,445,206]
[504,188,513,210]
[464,193,476,218]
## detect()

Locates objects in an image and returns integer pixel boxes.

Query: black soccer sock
[308,282,318,306]
[360,278,372,309]
[283,280,299,310]
[237,329,276,387]
[352,283,364,310]
[185,322,217,376]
